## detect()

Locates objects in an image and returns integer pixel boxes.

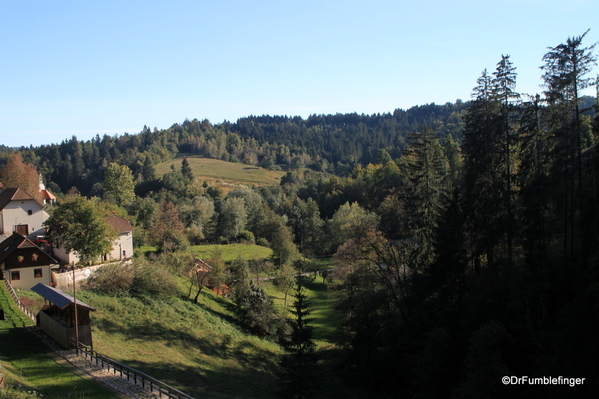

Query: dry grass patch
[156,156,285,191]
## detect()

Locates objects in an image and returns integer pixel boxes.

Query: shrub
[84,263,134,295]
[237,230,255,244]
[0,384,41,399]
[84,260,179,299]
[130,261,179,298]
[256,237,270,247]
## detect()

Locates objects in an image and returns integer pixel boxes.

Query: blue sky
[1,0,597,147]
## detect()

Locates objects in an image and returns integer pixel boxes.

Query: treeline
[329,32,599,398]
[7,101,466,196]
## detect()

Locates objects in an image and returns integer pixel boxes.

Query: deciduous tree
[219,196,247,241]
[0,153,42,201]
[44,195,117,262]
[103,162,136,206]
[150,200,186,252]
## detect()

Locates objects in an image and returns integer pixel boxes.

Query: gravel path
[27,326,160,399]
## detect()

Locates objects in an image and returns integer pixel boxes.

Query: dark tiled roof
[0,232,58,264]
[31,283,95,311]
[105,214,134,233]
[0,187,41,210]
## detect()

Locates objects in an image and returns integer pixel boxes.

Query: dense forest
[2,31,599,398]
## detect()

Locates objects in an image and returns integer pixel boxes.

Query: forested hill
[231,101,466,164]
[6,101,467,195]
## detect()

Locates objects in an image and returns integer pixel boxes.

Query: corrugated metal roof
[31,283,95,311]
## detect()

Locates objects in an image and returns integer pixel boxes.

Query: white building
[0,232,57,289]
[0,187,48,241]
[52,213,134,264]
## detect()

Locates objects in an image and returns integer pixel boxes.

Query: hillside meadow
[7,244,358,399]
[155,156,286,190]
[75,275,356,399]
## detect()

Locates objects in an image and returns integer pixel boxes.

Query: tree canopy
[44,196,117,262]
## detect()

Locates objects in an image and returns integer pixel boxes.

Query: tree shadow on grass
[120,355,280,399]
[0,327,121,399]
[93,317,225,358]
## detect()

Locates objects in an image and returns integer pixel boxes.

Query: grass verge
[0,284,121,399]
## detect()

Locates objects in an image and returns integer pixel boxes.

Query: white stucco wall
[0,200,46,238]
[108,232,133,260]
[52,246,80,264]
[53,231,133,264]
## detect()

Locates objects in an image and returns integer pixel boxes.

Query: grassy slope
[0,284,121,399]
[155,156,285,188]
[5,254,357,398]
[79,275,357,399]
[78,285,282,399]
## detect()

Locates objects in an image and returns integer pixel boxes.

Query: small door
[15,224,29,236]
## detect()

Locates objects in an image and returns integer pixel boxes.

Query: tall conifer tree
[541,30,597,267]
[492,54,519,267]
[404,126,448,268]
[463,69,505,270]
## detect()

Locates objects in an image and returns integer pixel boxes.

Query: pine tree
[403,126,449,268]
[141,155,156,181]
[462,68,508,270]
[541,30,597,267]
[492,55,519,267]
[519,94,552,268]
[181,158,194,182]
[279,275,317,399]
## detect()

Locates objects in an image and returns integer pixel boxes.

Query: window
[34,268,43,278]
[11,271,20,281]
[27,210,33,215]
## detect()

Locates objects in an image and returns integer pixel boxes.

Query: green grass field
[78,284,283,399]
[76,272,354,399]
[0,284,121,399]
[190,244,273,261]
[138,244,273,262]
[260,277,344,346]
[155,156,285,188]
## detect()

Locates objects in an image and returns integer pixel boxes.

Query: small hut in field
[31,283,95,349]
[194,259,230,296]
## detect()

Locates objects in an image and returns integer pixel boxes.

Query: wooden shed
[31,283,95,349]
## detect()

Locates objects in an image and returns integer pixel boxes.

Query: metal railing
[75,341,195,399]
[3,279,36,322]
[2,278,194,399]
